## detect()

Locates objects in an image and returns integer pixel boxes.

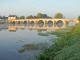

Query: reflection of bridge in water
[8,22,68,31]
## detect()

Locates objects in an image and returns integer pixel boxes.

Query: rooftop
[8,15,17,17]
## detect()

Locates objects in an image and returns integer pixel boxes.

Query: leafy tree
[78,15,80,22]
[19,16,25,19]
[42,14,47,18]
[37,13,42,18]
[33,16,37,18]
[26,15,33,19]
[54,13,63,18]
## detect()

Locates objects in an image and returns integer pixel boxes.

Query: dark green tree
[78,15,80,22]
[42,14,47,18]
[54,13,63,18]
[37,13,42,18]
[19,16,25,19]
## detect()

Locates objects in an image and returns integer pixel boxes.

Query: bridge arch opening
[23,21,27,24]
[47,20,53,27]
[38,20,44,27]
[38,20,44,24]
[18,21,21,24]
[30,21,35,27]
[12,21,15,24]
[68,20,76,26]
[30,21,35,24]
[56,20,64,27]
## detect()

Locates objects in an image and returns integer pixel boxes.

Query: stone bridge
[6,18,79,30]
[6,18,79,24]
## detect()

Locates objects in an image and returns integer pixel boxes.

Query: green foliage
[18,48,25,53]
[26,13,51,19]
[37,13,42,18]
[54,13,63,18]
[26,15,33,19]
[78,15,80,22]
[19,16,25,19]
[42,14,47,18]
[36,24,80,60]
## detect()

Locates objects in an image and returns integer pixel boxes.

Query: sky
[0,0,80,18]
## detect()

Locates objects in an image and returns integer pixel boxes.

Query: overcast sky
[0,0,80,18]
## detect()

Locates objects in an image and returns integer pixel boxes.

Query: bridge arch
[17,21,21,24]
[68,20,76,26]
[47,20,53,27]
[30,21,35,24]
[38,20,44,24]
[56,20,64,27]
[38,20,44,27]
[30,21,35,27]
[23,21,27,24]
[12,21,15,24]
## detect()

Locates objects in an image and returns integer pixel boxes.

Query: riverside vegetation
[36,23,80,60]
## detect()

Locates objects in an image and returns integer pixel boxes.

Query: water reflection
[56,20,64,27]
[0,22,68,32]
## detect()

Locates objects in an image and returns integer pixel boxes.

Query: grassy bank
[36,24,80,60]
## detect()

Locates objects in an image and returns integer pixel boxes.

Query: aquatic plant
[18,42,51,53]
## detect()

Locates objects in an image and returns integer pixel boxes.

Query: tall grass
[36,23,80,60]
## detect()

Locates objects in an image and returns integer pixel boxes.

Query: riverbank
[36,23,80,60]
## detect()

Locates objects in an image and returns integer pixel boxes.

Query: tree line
[14,12,80,22]
[18,13,52,19]
[17,13,64,19]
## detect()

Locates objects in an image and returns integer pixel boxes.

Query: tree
[78,15,80,22]
[19,16,25,19]
[42,14,47,18]
[54,13,63,18]
[26,15,33,19]
[33,16,37,18]
[37,13,42,18]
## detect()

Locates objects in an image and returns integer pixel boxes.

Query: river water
[0,21,76,60]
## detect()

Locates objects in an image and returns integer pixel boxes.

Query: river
[0,21,76,60]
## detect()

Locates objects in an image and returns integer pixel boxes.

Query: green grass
[36,23,80,60]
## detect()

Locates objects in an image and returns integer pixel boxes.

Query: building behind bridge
[8,15,18,20]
